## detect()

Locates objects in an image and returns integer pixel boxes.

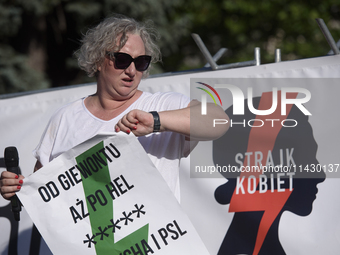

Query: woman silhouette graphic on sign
[213,91,325,255]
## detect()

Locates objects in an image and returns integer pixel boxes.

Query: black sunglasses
[107,52,151,71]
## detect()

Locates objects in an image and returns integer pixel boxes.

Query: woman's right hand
[0,171,24,200]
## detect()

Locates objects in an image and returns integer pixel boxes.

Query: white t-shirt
[33,91,191,201]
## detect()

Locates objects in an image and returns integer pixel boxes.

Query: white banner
[1,55,340,255]
[17,133,209,255]
[188,78,340,255]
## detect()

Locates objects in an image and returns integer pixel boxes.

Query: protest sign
[17,133,209,255]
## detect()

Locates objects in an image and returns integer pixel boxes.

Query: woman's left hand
[115,109,155,136]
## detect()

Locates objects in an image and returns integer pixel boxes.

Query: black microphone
[4,146,22,221]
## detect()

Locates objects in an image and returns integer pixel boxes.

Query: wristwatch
[149,111,161,132]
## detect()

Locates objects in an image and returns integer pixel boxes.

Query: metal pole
[275,49,281,62]
[254,47,261,66]
[191,33,218,70]
[316,18,340,55]
[217,60,257,70]
[204,48,227,67]
[328,39,340,55]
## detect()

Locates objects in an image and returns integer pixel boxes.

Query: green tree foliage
[171,0,340,70]
[0,0,339,94]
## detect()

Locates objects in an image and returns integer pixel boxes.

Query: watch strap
[149,111,161,132]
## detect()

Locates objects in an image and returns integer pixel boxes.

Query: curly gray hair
[75,15,161,77]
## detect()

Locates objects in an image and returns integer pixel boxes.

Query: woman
[0,15,229,202]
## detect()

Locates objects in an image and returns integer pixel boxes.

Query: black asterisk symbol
[120,211,134,225]
[132,204,146,218]
[96,226,109,240]
[83,234,97,248]
[108,219,121,233]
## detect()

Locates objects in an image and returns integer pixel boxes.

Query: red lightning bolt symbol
[229,91,298,255]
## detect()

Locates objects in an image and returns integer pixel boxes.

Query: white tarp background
[1,55,340,254]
